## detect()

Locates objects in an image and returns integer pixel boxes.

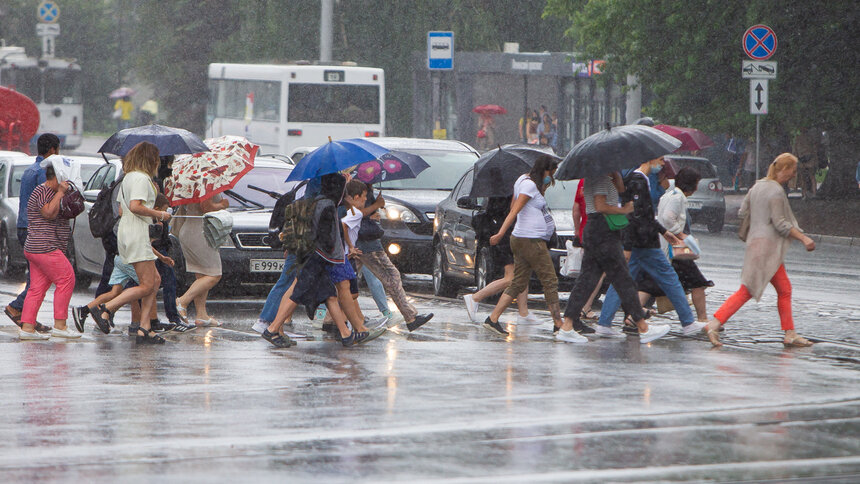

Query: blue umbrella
[98,124,209,157]
[286,138,389,181]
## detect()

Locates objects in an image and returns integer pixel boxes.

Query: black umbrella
[555,124,681,180]
[98,124,209,157]
[349,150,430,185]
[469,144,560,198]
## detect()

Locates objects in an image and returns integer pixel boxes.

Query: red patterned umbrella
[472,104,507,115]
[165,135,259,206]
[653,124,714,152]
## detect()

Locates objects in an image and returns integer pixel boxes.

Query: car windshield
[668,158,716,178]
[228,165,297,209]
[375,149,478,190]
[544,180,578,210]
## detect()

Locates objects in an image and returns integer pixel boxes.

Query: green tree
[545,0,860,198]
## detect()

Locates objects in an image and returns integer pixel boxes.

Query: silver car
[0,153,102,278]
[72,156,297,290]
[665,155,726,233]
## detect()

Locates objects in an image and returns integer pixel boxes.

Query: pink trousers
[22,250,75,324]
[713,264,793,330]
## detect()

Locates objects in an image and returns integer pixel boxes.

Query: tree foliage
[544,0,860,197]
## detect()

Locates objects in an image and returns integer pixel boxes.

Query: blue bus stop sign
[427,31,454,70]
[743,25,777,60]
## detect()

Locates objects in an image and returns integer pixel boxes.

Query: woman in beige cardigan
[706,153,816,347]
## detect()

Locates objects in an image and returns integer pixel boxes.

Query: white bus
[206,63,385,155]
[0,45,83,149]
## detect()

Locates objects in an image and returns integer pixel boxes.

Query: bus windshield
[376,150,478,190]
[2,67,41,102]
[44,68,82,104]
[288,84,380,124]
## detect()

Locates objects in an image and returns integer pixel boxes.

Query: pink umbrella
[109,87,136,99]
[653,124,714,152]
[473,104,507,115]
[165,135,258,206]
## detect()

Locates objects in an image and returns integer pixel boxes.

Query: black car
[369,138,480,274]
[432,169,579,297]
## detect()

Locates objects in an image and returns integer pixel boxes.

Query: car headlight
[384,203,419,223]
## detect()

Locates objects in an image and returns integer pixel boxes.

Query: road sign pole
[755,115,761,180]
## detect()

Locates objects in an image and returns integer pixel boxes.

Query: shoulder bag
[59,181,85,219]
[604,213,629,231]
[357,216,384,241]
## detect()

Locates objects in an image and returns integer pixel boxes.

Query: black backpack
[89,174,124,239]
[267,180,309,249]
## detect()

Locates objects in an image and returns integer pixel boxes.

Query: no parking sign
[743,25,777,60]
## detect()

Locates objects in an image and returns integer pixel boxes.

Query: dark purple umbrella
[349,151,430,185]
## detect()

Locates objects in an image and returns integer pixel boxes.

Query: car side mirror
[456,196,480,210]
[83,189,99,203]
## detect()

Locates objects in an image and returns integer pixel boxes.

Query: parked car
[433,169,578,297]
[72,156,298,290]
[0,153,102,278]
[665,155,725,232]
[370,138,480,275]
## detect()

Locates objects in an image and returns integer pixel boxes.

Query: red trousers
[713,264,793,330]
[22,250,75,324]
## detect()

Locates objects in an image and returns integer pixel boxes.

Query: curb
[723,224,860,247]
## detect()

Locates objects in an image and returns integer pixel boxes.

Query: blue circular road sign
[37,1,61,23]
[743,24,777,60]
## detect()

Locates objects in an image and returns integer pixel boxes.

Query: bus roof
[208,63,383,81]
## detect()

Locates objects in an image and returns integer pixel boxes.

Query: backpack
[279,195,323,265]
[267,180,308,249]
[89,174,124,239]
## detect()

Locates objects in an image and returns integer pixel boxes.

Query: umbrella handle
[170,215,205,219]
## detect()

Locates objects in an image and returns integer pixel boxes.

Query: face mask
[651,163,663,174]
[543,175,552,185]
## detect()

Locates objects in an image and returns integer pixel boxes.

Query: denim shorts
[108,255,139,286]
[327,259,358,295]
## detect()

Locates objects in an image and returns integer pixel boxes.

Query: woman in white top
[481,156,579,341]
[90,142,171,344]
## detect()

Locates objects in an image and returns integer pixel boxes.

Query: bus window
[44,68,82,104]
[3,67,41,102]
[215,79,280,121]
[287,84,379,124]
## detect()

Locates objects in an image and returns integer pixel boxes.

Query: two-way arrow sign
[750,79,768,115]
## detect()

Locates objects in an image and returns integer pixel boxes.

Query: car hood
[381,190,450,213]
[548,208,575,233]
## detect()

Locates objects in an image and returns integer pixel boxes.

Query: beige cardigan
[739,179,801,300]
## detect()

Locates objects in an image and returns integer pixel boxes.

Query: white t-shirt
[341,206,363,252]
[511,174,555,240]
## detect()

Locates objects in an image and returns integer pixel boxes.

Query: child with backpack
[261,173,371,348]
[149,194,193,332]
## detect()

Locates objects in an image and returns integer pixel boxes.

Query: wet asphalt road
[1,231,858,483]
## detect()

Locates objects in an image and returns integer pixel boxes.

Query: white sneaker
[51,327,82,339]
[682,321,707,336]
[251,320,269,334]
[595,325,626,338]
[640,323,671,344]
[556,328,588,343]
[387,313,405,327]
[463,294,478,322]
[19,329,50,341]
[367,316,389,330]
[515,312,542,325]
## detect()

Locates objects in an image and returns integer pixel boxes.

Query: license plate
[250,259,284,272]
[687,201,703,209]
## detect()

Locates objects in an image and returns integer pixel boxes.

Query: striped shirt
[584,175,620,215]
[24,184,71,254]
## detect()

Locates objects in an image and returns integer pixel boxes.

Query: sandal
[783,336,813,347]
[580,310,598,321]
[176,303,191,325]
[196,317,222,327]
[91,304,113,334]
[136,327,165,345]
[707,328,722,347]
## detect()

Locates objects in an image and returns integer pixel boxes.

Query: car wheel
[475,246,494,292]
[0,227,10,277]
[432,244,458,298]
[707,216,724,233]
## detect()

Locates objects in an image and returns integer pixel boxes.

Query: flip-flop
[707,328,722,347]
[195,318,222,327]
[783,336,813,347]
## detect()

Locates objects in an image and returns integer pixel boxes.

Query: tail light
[72,116,78,134]
[708,181,723,192]
[364,131,379,137]
[287,129,302,136]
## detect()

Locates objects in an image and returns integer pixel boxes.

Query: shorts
[108,255,139,286]
[490,242,515,267]
[327,259,357,294]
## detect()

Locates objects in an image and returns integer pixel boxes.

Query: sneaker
[463,294,479,322]
[640,323,671,344]
[516,312,542,325]
[282,329,313,341]
[51,327,81,339]
[72,306,89,333]
[171,320,196,333]
[556,328,588,343]
[595,325,626,339]
[483,317,509,336]
[682,321,707,336]
[150,320,176,332]
[19,329,50,341]
[251,320,269,334]
[341,330,369,347]
[387,312,405,327]
[367,316,389,331]
[572,320,596,334]
[407,313,434,332]
[622,322,639,335]
[262,329,294,348]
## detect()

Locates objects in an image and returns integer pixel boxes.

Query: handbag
[58,182,85,219]
[357,216,384,241]
[604,213,629,231]
[559,240,583,277]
